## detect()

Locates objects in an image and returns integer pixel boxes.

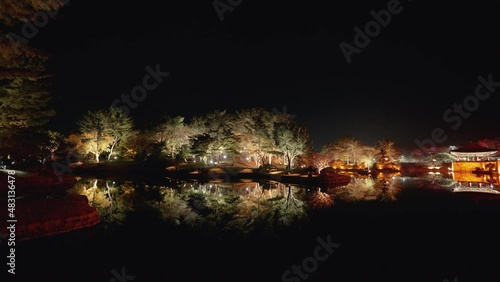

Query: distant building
[449,142,498,162]
[449,142,499,192]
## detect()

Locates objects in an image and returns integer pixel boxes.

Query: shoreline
[4,161,464,191]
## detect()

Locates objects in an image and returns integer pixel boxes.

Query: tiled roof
[450,142,497,153]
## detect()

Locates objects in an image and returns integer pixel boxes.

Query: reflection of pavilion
[451,171,500,193]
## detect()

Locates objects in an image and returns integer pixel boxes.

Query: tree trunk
[91,179,98,206]
[285,186,292,210]
[106,181,114,208]
[286,153,291,170]
[253,153,260,168]
[96,133,100,163]
[108,141,116,161]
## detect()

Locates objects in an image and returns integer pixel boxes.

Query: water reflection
[151,181,308,235]
[307,187,335,209]
[65,172,498,235]
[66,179,310,236]
[451,171,500,193]
[330,174,401,202]
[68,179,136,233]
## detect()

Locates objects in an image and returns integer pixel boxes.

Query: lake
[9,172,500,282]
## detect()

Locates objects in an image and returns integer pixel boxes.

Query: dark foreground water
[6,173,500,282]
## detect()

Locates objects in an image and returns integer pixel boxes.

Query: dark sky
[25,0,500,150]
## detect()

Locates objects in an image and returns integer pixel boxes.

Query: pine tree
[0,0,67,155]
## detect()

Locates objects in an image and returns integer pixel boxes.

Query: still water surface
[64,173,455,233]
[14,172,500,281]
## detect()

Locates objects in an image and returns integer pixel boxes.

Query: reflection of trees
[488,175,498,185]
[428,175,456,187]
[333,176,400,202]
[67,179,135,233]
[153,187,200,227]
[149,182,240,232]
[307,187,335,209]
[271,184,306,227]
[375,177,398,202]
[144,181,307,236]
[334,177,377,201]
[66,176,409,238]
[66,179,305,237]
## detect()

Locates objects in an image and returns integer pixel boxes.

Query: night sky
[23,0,500,150]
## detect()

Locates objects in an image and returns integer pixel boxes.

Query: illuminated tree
[77,110,112,162]
[321,143,341,163]
[0,0,65,26]
[104,107,134,160]
[190,133,212,163]
[375,138,399,164]
[120,130,147,160]
[0,1,68,157]
[358,145,377,168]
[274,125,309,170]
[38,129,64,161]
[77,107,134,162]
[65,133,88,160]
[322,137,375,168]
[151,115,194,159]
[0,48,55,157]
[333,136,362,165]
[233,108,276,167]
[0,77,54,129]
[304,151,331,172]
[192,110,239,163]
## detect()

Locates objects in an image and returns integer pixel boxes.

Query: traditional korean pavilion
[450,142,500,192]
[450,142,498,161]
